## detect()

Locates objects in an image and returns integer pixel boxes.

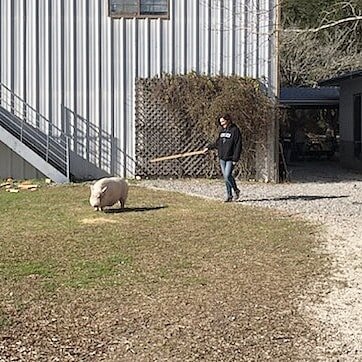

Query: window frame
[108,0,170,19]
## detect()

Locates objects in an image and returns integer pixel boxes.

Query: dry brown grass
[0,183,329,361]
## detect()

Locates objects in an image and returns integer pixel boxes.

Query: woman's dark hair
[218,113,233,125]
[221,113,232,121]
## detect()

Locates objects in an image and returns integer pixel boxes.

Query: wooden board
[18,184,39,190]
[150,150,205,163]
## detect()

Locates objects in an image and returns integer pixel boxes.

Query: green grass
[0,182,329,360]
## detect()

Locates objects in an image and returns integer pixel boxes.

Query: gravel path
[139,160,362,360]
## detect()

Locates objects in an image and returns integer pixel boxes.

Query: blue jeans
[220,159,239,198]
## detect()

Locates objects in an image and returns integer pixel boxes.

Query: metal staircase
[0,83,69,183]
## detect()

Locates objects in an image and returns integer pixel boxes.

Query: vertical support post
[46,131,49,161]
[274,0,282,182]
[20,119,24,142]
[66,135,70,181]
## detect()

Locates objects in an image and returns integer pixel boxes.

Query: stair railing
[0,83,70,179]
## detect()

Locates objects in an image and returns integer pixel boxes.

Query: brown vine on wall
[135,73,276,179]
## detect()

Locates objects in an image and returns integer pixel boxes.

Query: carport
[279,87,340,165]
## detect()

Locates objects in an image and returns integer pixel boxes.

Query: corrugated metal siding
[0,0,277,178]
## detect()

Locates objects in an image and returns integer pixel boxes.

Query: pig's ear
[101,186,108,194]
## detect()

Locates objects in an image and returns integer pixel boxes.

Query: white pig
[89,177,128,211]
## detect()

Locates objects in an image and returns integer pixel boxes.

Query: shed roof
[318,69,362,86]
[280,87,339,107]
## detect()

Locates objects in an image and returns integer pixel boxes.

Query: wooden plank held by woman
[149,150,206,163]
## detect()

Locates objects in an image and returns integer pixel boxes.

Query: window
[109,0,169,18]
[353,93,362,158]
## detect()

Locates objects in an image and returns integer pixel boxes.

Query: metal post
[20,119,24,142]
[46,131,50,162]
[66,135,70,181]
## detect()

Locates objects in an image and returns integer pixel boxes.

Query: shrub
[147,73,276,178]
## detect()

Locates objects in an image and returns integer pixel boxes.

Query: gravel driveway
[139,160,362,360]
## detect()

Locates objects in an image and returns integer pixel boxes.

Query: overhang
[280,87,339,108]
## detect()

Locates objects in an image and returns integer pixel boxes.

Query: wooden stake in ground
[150,150,205,163]
[279,142,291,182]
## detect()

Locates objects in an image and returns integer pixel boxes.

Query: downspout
[273,0,282,182]
[265,0,282,182]
[275,0,281,99]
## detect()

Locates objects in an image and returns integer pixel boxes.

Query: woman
[204,114,242,202]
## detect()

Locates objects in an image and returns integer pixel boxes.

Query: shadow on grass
[104,205,168,214]
[238,195,349,203]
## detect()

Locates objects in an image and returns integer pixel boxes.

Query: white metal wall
[0,0,277,177]
[339,79,362,142]
[338,79,362,170]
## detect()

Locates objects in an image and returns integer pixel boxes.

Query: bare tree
[281,1,362,86]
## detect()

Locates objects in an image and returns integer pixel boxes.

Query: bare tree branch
[286,15,362,33]
[281,25,362,86]
[281,0,362,86]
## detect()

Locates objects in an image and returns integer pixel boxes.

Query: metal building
[0,0,279,182]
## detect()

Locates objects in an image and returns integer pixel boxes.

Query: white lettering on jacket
[220,132,231,138]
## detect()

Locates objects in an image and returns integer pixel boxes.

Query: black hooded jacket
[208,123,242,162]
